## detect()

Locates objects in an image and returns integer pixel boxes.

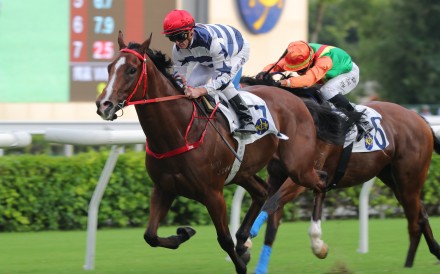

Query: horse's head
[96,31,152,120]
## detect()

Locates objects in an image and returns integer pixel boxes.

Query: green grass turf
[0,218,439,274]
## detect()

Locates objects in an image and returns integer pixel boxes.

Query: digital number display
[69,0,146,101]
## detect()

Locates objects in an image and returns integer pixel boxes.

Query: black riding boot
[329,93,372,141]
[228,94,257,134]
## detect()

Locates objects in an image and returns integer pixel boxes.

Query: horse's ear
[140,33,153,53]
[118,30,127,49]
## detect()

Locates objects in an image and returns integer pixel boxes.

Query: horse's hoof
[176,226,196,241]
[239,238,252,264]
[241,249,251,265]
[314,243,329,259]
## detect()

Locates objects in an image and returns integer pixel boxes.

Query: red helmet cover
[162,10,195,35]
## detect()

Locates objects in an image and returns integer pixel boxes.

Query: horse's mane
[240,76,321,99]
[127,42,184,92]
[304,99,362,145]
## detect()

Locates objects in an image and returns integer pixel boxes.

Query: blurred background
[0,0,307,121]
[1,0,439,122]
[1,1,440,273]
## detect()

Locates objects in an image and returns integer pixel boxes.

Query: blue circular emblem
[255,117,269,135]
[237,0,285,34]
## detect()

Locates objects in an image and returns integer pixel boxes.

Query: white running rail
[40,121,440,269]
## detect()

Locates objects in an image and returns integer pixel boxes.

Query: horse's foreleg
[309,191,329,259]
[205,192,246,274]
[143,187,195,249]
[251,211,269,238]
[251,178,305,238]
[235,176,269,264]
[255,206,284,274]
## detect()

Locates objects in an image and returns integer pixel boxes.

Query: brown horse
[95,32,357,274]
[244,90,440,272]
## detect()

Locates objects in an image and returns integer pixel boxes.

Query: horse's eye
[129,67,137,75]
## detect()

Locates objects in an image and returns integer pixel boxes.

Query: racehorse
[95,31,359,274]
[241,77,440,273]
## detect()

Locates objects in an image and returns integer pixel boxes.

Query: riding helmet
[162,10,195,35]
[283,41,314,71]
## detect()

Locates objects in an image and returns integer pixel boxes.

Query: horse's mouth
[96,101,122,121]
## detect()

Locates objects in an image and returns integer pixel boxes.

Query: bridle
[118,48,186,108]
[116,48,219,159]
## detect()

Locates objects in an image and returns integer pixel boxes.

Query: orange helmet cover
[283,41,314,71]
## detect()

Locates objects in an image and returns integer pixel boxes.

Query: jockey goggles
[167,31,189,42]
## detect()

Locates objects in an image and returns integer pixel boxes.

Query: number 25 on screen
[93,41,114,60]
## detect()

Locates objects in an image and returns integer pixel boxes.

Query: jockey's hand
[279,80,290,88]
[184,87,207,99]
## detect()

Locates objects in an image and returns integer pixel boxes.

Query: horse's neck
[135,67,197,150]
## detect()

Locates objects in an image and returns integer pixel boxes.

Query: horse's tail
[431,128,440,154]
[419,114,440,154]
[433,132,440,154]
[303,99,362,145]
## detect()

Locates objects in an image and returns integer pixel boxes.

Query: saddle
[200,95,217,113]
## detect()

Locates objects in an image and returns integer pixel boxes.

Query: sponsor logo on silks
[237,0,285,34]
[364,133,374,150]
[255,117,269,135]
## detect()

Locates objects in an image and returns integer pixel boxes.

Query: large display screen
[69,0,146,101]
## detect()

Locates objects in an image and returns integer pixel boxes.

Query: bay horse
[95,32,358,274]
[241,77,440,273]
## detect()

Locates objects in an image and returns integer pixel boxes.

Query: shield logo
[237,0,285,34]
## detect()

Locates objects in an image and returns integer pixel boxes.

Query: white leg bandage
[309,219,324,254]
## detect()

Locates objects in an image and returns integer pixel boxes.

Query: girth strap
[327,142,353,191]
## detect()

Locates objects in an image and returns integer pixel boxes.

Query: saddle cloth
[344,105,389,152]
[216,92,289,145]
[213,91,288,184]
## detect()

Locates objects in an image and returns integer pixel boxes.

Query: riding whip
[259,49,288,79]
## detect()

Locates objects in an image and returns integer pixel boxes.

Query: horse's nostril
[103,101,112,107]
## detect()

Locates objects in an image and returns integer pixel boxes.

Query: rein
[119,48,186,107]
[119,48,218,159]
[146,102,220,159]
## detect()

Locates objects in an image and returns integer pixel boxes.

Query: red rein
[119,48,218,159]
[120,48,185,105]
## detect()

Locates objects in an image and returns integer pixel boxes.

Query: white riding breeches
[186,65,239,100]
[319,62,360,101]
